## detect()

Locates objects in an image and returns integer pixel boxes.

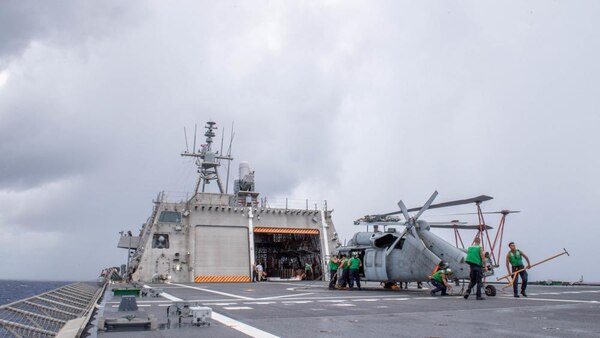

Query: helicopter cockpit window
[152,234,169,249]
[158,211,182,223]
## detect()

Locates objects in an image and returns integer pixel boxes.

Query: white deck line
[212,312,280,338]
[149,287,279,337]
[144,285,184,301]
[499,297,600,304]
[258,292,314,300]
[170,283,254,300]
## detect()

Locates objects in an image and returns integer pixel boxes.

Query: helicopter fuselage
[336,220,493,283]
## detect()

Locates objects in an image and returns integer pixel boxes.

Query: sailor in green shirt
[429,268,452,296]
[348,252,362,290]
[328,255,340,290]
[337,254,350,289]
[304,262,313,281]
[463,237,488,300]
[506,242,531,297]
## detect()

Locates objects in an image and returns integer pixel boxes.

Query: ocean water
[0,280,72,305]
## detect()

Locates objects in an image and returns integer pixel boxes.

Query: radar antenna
[181,121,234,195]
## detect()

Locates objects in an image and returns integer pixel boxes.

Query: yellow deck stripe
[194,275,251,283]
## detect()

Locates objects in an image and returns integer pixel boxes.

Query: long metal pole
[497,248,569,283]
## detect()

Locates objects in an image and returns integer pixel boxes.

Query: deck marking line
[244,302,276,305]
[331,303,355,307]
[223,306,253,310]
[171,283,254,300]
[258,293,314,300]
[143,284,183,302]
[212,311,280,338]
[282,300,313,304]
[383,298,412,301]
[499,297,599,304]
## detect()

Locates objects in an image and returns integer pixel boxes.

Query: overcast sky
[1,1,598,283]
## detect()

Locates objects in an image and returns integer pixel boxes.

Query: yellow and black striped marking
[194,275,251,283]
[253,227,320,235]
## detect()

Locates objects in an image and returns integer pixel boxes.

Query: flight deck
[97,282,600,337]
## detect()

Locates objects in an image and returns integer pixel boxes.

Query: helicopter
[335,191,517,297]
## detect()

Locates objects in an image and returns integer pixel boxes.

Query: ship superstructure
[118,121,339,283]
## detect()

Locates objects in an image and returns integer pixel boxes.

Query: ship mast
[181,121,233,194]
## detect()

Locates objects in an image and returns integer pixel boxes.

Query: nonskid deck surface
[99,282,600,337]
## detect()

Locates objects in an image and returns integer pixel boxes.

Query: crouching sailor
[429,268,452,296]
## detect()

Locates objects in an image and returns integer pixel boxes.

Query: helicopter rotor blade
[386,226,411,256]
[377,195,493,218]
[397,200,410,223]
[428,210,520,217]
[407,195,493,212]
[429,224,494,230]
[414,190,438,220]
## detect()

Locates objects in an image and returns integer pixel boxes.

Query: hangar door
[194,226,250,282]
[253,227,322,280]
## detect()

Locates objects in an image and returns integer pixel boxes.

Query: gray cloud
[0,1,144,65]
[0,1,598,282]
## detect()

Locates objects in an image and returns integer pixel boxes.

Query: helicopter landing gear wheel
[485,284,496,297]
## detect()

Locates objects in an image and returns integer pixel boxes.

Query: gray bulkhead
[131,194,338,283]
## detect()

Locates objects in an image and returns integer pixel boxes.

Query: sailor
[506,242,531,297]
[304,262,313,281]
[256,262,264,282]
[328,255,340,289]
[337,254,349,289]
[348,252,362,290]
[429,268,452,296]
[252,262,258,283]
[463,237,488,300]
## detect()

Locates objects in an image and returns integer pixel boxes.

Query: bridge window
[158,211,182,223]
